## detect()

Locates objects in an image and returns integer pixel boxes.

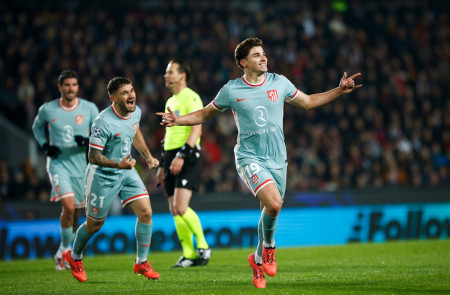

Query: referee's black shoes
[196,248,212,266]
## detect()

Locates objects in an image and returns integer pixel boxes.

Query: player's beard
[62,91,77,102]
[117,99,136,113]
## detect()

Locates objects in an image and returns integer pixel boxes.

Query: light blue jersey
[211,73,298,170]
[88,104,141,183]
[32,97,99,206]
[32,98,99,177]
[86,104,149,220]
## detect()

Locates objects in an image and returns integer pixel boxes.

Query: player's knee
[62,204,75,216]
[138,208,153,223]
[265,199,282,216]
[173,205,187,216]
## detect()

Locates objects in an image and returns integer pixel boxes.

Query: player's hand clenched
[74,135,89,147]
[146,157,160,170]
[118,154,136,169]
[42,143,62,158]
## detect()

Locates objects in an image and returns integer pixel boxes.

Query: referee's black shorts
[163,147,201,197]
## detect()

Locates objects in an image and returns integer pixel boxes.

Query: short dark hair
[107,77,132,96]
[58,69,79,85]
[169,59,191,83]
[234,38,264,69]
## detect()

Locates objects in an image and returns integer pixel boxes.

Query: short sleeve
[281,75,299,102]
[89,117,109,151]
[211,84,231,112]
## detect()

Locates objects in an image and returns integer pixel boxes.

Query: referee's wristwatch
[176,151,186,159]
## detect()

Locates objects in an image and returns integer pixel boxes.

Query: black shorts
[163,147,201,197]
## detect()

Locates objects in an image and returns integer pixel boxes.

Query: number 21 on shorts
[90,193,105,208]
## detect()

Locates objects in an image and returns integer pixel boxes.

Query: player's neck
[170,84,186,95]
[243,71,265,85]
[112,103,130,118]
[60,97,78,108]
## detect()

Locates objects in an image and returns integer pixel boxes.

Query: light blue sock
[262,208,278,245]
[72,223,93,258]
[256,212,264,261]
[135,221,152,263]
[60,226,74,250]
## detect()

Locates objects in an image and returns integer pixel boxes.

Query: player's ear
[240,58,247,68]
[109,95,115,103]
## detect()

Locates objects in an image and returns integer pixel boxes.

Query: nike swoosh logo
[115,132,123,137]
[237,98,248,102]
[51,118,59,122]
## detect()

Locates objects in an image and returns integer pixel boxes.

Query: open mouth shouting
[127,98,135,107]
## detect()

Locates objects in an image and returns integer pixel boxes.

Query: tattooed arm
[132,129,159,169]
[88,148,135,169]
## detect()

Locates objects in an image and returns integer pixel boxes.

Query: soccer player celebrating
[157,38,362,288]
[64,77,160,282]
[32,69,99,271]
[156,59,211,268]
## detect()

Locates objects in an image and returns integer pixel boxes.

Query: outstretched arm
[157,103,221,127]
[132,129,159,169]
[288,72,362,110]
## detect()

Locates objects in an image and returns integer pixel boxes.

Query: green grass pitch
[0,240,448,294]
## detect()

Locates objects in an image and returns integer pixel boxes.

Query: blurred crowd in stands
[0,0,449,204]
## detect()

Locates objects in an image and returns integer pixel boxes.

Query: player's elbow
[302,103,312,111]
[302,97,313,110]
[293,96,312,110]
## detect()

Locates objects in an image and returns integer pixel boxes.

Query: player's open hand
[118,154,136,169]
[156,106,177,127]
[146,157,160,170]
[339,72,362,94]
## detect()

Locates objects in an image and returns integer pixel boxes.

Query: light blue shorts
[47,165,86,209]
[85,167,149,221]
[237,162,287,201]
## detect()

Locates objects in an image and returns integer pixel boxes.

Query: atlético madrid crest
[75,115,84,125]
[133,123,138,133]
[267,90,278,102]
[252,174,259,184]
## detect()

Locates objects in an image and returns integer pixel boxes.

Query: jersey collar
[111,103,131,120]
[58,97,79,111]
[242,74,266,87]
